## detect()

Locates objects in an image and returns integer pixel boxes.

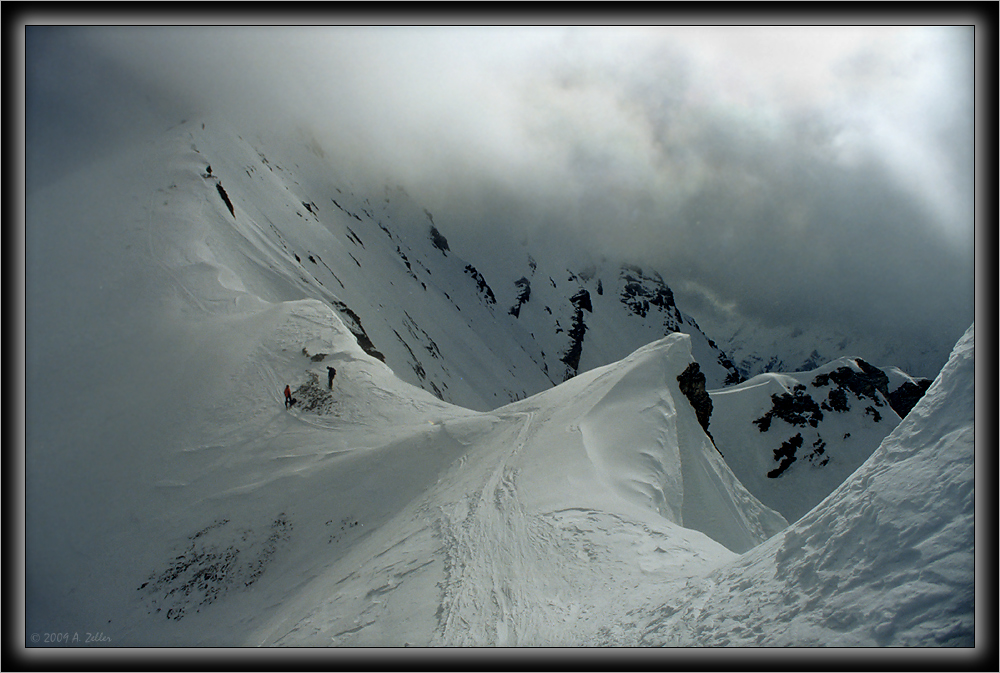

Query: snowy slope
[643,324,975,647]
[466,242,745,388]
[251,334,784,647]
[152,118,554,412]
[24,109,975,650]
[25,117,784,647]
[24,127,471,644]
[137,118,743,411]
[708,357,906,522]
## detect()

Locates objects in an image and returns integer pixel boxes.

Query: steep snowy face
[140,119,744,411]
[505,334,787,553]
[646,323,975,647]
[486,255,745,389]
[158,119,556,411]
[709,357,906,522]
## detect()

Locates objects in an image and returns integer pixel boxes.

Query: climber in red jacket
[284,385,295,409]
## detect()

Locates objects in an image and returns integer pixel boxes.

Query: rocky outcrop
[216,183,235,217]
[429,224,450,254]
[677,362,715,443]
[812,359,889,404]
[887,379,933,418]
[750,358,905,480]
[753,384,824,432]
[508,277,531,318]
[331,299,385,362]
[559,289,593,379]
[619,266,682,329]
[464,264,496,306]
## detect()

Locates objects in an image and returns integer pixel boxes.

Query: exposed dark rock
[717,352,745,385]
[559,303,589,379]
[821,387,850,412]
[394,329,426,381]
[345,227,364,247]
[216,183,235,217]
[754,385,824,432]
[677,362,714,443]
[809,437,829,466]
[464,264,496,305]
[887,378,933,418]
[767,433,803,478]
[618,267,682,328]
[429,224,450,254]
[570,288,592,313]
[509,277,531,318]
[812,359,889,406]
[557,288,595,378]
[797,350,824,372]
[294,371,337,413]
[331,300,385,362]
[138,514,291,620]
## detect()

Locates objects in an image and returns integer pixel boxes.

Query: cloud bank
[26,23,976,376]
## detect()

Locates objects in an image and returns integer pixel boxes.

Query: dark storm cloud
[28,24,975,375]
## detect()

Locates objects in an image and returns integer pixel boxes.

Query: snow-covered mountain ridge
[24,113,975,650]
[165,118,752,407]
[173,118,938,406]
[164,117,934,525]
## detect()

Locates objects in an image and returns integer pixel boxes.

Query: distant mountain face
[705,316,947,383]
[183,120,744,411]
[482,255,745,389]
[707,356,931,522]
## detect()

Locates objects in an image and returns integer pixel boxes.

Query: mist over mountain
[26,24,974,379]
[21,23,979,655]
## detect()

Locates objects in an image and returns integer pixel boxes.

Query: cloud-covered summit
[26,23,975,377]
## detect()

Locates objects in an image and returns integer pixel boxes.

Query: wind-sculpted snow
[250,334,786,647]
[645,324,975,646]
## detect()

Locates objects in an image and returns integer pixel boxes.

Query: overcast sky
[26,21,977,376]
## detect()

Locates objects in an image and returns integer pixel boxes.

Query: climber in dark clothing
[327,366,337,389]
